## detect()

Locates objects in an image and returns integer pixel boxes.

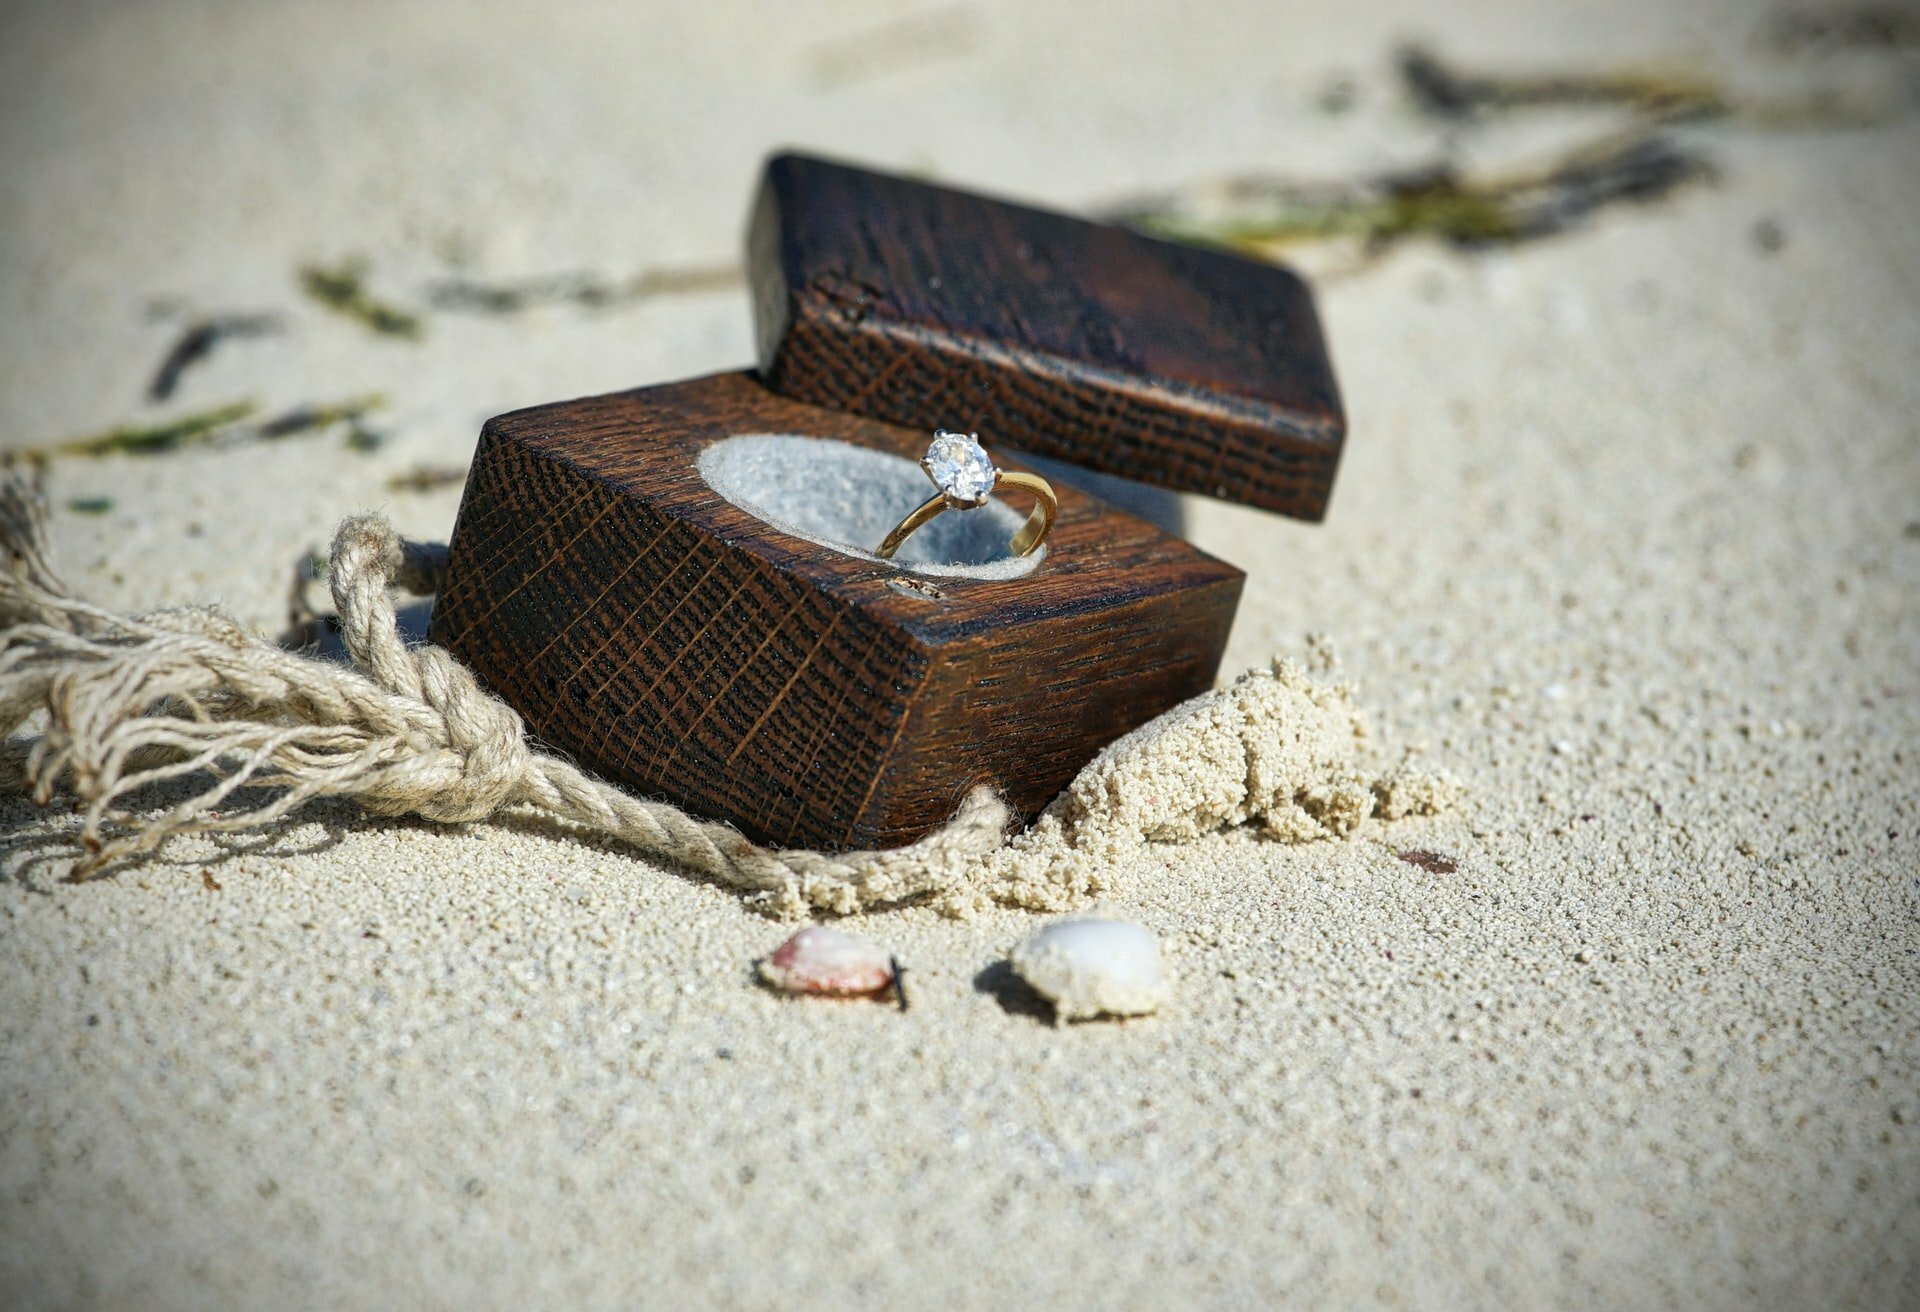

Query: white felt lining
[698,434,1044,579]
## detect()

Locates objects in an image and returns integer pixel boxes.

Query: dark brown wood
[429,371,1244,852]
[749,152,1347,520]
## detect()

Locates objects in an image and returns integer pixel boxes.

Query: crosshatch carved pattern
[430,373,1244,849]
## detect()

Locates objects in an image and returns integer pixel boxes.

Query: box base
[429,371,1243,851]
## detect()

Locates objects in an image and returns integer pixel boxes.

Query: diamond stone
[924,431,995,503]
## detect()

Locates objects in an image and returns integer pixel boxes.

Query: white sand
[3,1,1918,1307]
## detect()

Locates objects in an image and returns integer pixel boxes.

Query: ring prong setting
[918,458,990,510]
[876,426,1057,562]
[922,429,997,507]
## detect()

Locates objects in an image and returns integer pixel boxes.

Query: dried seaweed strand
[59,402,259,457]
[48,395,385,460]
[1108,130,1713,251]
[299,262,423,339]
[384,465,468,494]
[1399,44,1729,122]
[148,314,283,401]
[424,263,743,315]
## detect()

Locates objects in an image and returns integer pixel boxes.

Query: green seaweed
[1112,132,1712,252]
[65,496,116,515]
[425,263,743,315]
[1114,30,1905,260]
[48,394,387,460]
[61,401,258,456]
[256,393,385,440]
[299,262,423,339]
[1398,44,1729,122]
[1398,41,1904,131]
[385,464,468,493]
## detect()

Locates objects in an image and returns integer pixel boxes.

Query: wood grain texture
[429,371,1244,851]
[750,151,1347,520]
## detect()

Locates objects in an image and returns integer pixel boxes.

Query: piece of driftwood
[749,152,1346,519]
[428,372,1242,851]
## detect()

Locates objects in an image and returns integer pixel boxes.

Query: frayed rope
[0,476,1009,915]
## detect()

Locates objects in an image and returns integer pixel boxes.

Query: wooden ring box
[429,153,1345,851]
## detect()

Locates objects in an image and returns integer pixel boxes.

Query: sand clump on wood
[975,645,1457,912]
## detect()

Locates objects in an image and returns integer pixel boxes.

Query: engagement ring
[876,430,1057,562]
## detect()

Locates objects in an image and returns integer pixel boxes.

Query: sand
[3,0,1918,1307]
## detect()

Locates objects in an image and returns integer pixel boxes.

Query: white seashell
[1009,918,1170,1021]
[758,926,896,997]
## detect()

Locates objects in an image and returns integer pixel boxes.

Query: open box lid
[746,152,1346,521]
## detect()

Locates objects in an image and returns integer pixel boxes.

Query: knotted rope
[0,477,1007,915]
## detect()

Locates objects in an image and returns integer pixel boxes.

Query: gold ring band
[876,431,1057,562]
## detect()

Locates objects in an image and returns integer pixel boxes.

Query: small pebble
[1009,918,1170,1021]
[758,926,896,998]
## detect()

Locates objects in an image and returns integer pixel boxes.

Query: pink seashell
[758,926,896,998]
